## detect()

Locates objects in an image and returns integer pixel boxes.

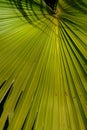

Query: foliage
[0,0,87,130]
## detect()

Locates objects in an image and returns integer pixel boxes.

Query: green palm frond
[0,0,87,130]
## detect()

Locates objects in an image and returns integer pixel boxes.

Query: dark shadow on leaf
[8,0,59,29]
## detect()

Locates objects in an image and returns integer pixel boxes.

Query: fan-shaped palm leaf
[0,0,87,130]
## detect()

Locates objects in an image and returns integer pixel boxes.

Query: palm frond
[0,0,87,130]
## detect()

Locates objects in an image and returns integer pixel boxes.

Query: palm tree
[0,0,87,130]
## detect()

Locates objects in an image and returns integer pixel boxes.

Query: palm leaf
[0,0,87,130]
